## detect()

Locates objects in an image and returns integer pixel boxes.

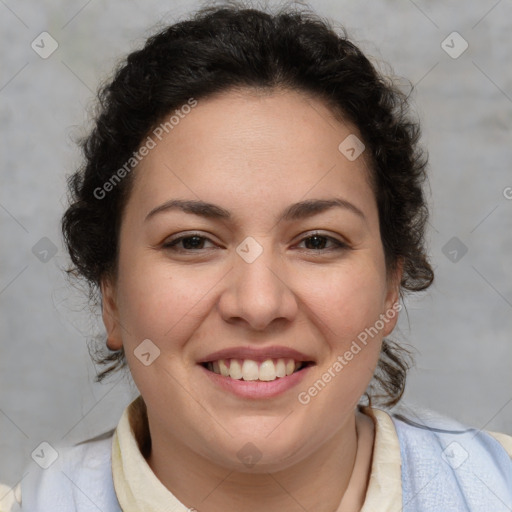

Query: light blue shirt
[17,411,512,511]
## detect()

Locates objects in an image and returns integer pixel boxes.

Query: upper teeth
[206,358,303,381]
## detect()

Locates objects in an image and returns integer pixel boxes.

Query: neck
[144,408,374,512]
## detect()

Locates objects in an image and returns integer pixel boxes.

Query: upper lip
[197,346,316,364]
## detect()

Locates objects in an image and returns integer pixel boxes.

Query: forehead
[127,88,376,224]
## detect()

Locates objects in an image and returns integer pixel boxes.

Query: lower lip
[199,364,313,399]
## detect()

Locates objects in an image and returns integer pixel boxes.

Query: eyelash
[162,232,349,253]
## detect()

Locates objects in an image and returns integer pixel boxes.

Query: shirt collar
[112,397,402,511]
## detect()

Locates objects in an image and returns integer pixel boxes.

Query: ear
[100,276,123,350]
[382,258,404,337]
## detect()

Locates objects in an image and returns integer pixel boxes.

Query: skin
[102,88,402,512]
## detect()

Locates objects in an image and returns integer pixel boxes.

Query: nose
[217,242,299,331]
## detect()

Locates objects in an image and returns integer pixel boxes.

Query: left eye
[296,234,347,251]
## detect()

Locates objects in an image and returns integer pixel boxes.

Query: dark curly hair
[62,1,434,407]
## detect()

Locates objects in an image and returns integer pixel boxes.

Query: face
[102,88,401,472]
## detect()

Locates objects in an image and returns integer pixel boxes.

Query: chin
[203,434,311,474]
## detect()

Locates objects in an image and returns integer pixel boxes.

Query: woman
[3,3,511,511]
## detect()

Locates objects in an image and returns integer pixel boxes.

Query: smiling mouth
[200,358,315,382]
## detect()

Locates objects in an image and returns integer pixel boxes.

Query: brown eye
[163,234,215,251]
[297,234,348,251]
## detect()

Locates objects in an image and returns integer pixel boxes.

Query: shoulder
[16,432,122,512]
[0,482,21,512]
[390,408,512,463]
[488,430,512,458]
[387,407,512,511]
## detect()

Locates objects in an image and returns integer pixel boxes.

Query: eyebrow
[145,197,366,223]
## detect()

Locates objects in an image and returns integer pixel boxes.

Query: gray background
[1,0,511,487]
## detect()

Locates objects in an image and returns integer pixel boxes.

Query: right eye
[162,234,217,252]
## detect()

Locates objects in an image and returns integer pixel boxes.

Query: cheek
[300,260,388,344]
[115,254,220,348]
[295,270,386,414]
